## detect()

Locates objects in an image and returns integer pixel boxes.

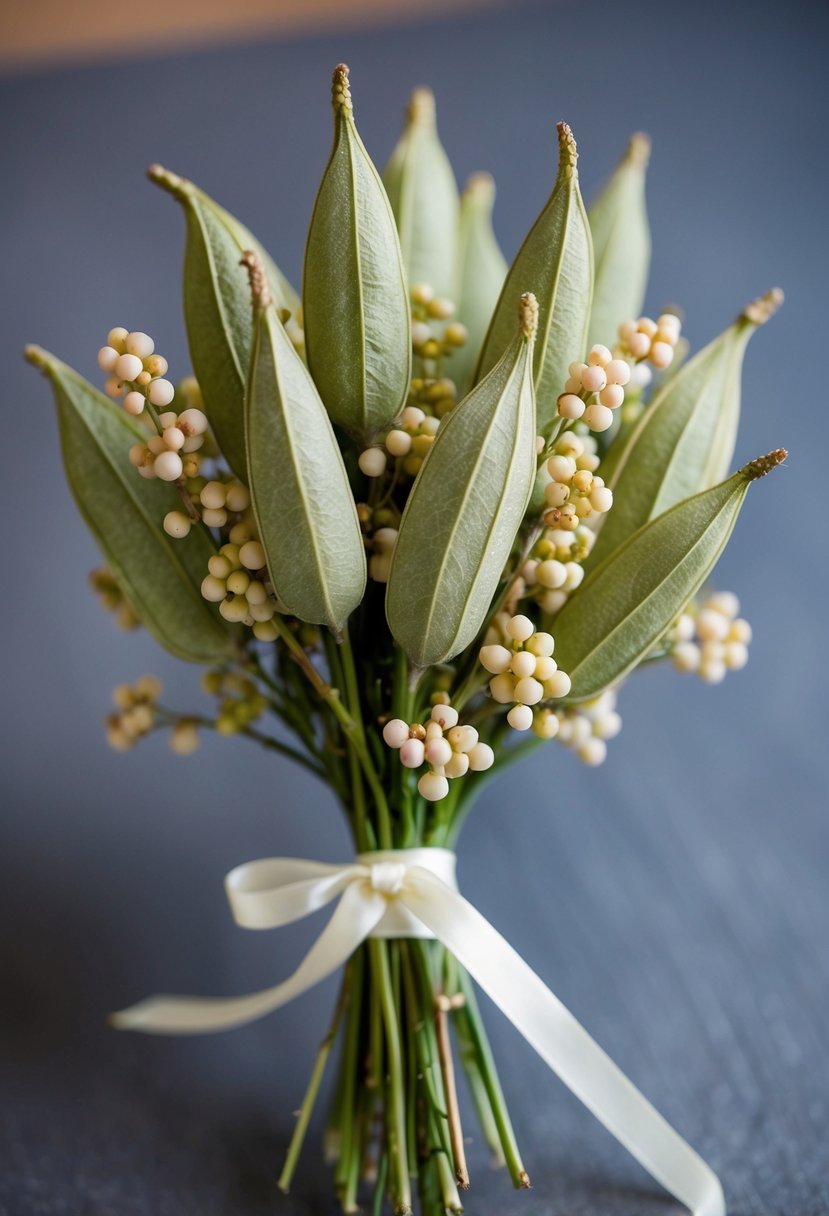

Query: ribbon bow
[113,847,725,1216]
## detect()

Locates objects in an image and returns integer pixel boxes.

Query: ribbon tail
[111,882,386,1035]
[404,869,726,1216]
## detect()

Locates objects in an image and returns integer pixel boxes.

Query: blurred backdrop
[2,1,828,1213]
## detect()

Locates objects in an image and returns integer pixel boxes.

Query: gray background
[2,0,828,1213]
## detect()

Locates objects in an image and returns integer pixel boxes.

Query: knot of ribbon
[112,847,725,1216]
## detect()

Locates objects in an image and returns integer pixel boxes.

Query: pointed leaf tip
[744,448,787,479]
[332,63,352,113]
[407,86,436,128]
[556,122,578,174]
[240,249,271,310]
[625,132,651,167]
[146,163,190,199]
[519,292,538,340]
[741,288,784,326]
[24,343,48,370]
[464,172,496,203]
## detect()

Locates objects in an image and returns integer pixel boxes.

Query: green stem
[278,970,349,1193]
[369,939,412,1215]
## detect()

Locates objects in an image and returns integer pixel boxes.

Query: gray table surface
[2,1,828,1213]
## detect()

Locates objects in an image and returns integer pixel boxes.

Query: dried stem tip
[407,86,436,128]
[741,287,784,326]
[745,448,788,479]
[240,250,271,310]
[332,64,352,114]
[519,292,539,341]
[556,122,578,174]
[23,343,51,372]
[147,163,190,200]
[464,172,496,205]
[625,131,651,168]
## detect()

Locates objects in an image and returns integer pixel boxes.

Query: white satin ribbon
[112,847,725,1216]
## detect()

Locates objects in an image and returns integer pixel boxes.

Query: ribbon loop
[112,846,725,1216]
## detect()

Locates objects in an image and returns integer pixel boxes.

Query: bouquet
[26,64,785,1216]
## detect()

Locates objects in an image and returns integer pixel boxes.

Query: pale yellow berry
[97,345,119,372]
[425,737,453,767]
[447,725,478,754]
[444,752,469,779]
[359,447,387,477]
[115,352,143,381]
[544,670,572,699]
[147,377,175,407]
[428,703,457,731]
[536,559,567,590]
[728,618,752,644]
[724,641,749,670]
[145,354,169,378]
[696,609,730,642]
[507,704,533,731]
[699,657,727,684]
[672,641,701,672]
[599,384,625,409]
[224,484,250,513]
[578,737,607,766]
[557,393,585,420]
[123,390,146,416]
[532,710,560,740]
[400,738,426,768]
[253,619,279,642]
[605,358,630,386]
[533,655,557,681]
[201,508,227,528]
[467,741,494,771]
[637,317,658,337]
[219,595,249,623]
[170,721,199,755]
[369,553,392,582]
[383,719,410,748]
[249,601,276,622]
[588,344,612,367]
[154,451,183,481]
[386,429,412,457]
[583,403,614,432]
[107,327,128,351]
[226,570,250,595]
[178,407,209,436]
[201,575,227,602]
[706,591,740,618]
[125,331,154,358]
[489,673,517,704]
[513,676,544,705]
[527,630,554,657]
[444,322,467,347]
[418,771,449,801]
[479,643,512,674]
[163,511,191,539]
[510,651,537,679]
[245,580,268,606]
[506,614,534,642]
[590,485,613,513]
[228,521,254,546]
[580,364,607,392]
[208,554,233,579]
[411,282,434,305]
[544,481,569,509]
[650,341,674,369]
[239,541,266,570]
[136,674,162,700]
[200,481,227,510]
[163,426,186,451]
[104,376,125,398]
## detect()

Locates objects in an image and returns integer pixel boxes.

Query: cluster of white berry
[480,614,571,731]
[202,670,269,736]
[542,430,613,531]
[200,534,279,639]
[519,549,585,616]
[98,328,174,407]
[557,344,632,433]
[553,688,622,766]
[617,313,681,369]
[382,702,494,802]
[105,675,162,751]
[670,591,751,684]
[359,404,442,479]
[128,405,210,483]
[411,282,467,363]
[89,567,141,631]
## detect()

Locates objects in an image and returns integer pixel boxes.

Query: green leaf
[242,253,366,631]
[383,87,459,301]
[450,172,508,396]
[553,450,787,701]
[474,123,593,435]
[588,289,783,570]
[27,345,233,664]
[387,294,539,668]
[303,65,411,441]
[587,133,651,350]
[149,164,300,482]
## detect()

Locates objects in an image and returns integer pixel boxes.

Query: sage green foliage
[553,467,756,701]
[150,165,299,482]
[587,134,651,350]
[245,295,366,631]
[588,309,762,569]
[475,124,593,435]
[303,71,411,440]
[383,87,459,300]
[387,301,537,668]
[451,173,508,395]
[29,347,232,664]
